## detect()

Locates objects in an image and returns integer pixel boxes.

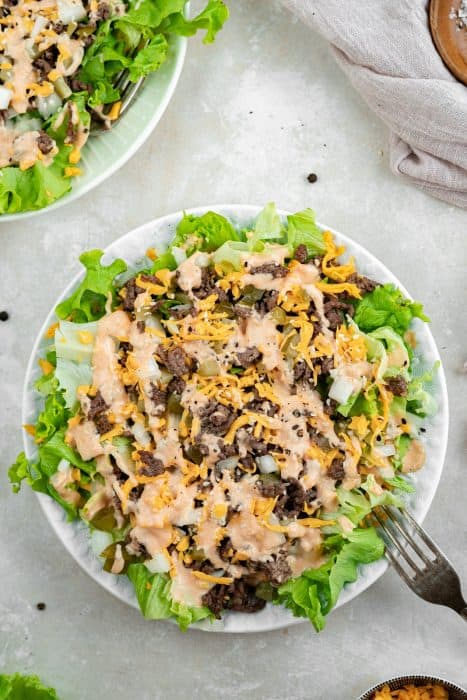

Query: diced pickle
[90,507,117,532]
[240,285,264,305]
[167,394,183,414]
[54,76,72,99]
[270,307,287,325]
[255,582,274,601]
[190,548,205,561]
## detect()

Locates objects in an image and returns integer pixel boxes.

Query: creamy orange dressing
[402,439,426,473]
[130,526,173,559]
[67,420,102,461]
[170,553,206,607]
[176,254,204,293]
[288,528,324,577]
[63,241,426,613]
[92,310,130,420]
[5,25,36,114]
[0,126,57,168]
[134,472,198,530]
[50,466,81,506]
[227,510,285,562]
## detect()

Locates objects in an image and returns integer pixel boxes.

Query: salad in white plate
[10,203,438,631]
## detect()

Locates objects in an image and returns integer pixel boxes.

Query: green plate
[0,33,187,223]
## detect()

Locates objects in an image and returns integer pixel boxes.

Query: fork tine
[373,509,421,575]
[397,507,441,558]
[381,506,434,567]
[119,75,145,116]
[380,538,417,587]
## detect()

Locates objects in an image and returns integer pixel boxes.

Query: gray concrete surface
[1,2,466,698]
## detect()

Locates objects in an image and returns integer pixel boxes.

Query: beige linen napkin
[280,0,467,208]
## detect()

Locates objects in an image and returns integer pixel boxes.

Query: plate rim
[0,34,187,224]
[21,203,450,633]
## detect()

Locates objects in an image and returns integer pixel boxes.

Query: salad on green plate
[0,0,227,215]
[9,203,440,631]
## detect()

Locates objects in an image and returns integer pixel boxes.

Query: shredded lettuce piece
[55,358,92,409]
[247,201,283,251]
[384,475,415,493]
[406,363,439,417]
[354,284,428,335]
[285,208,326,256]
[0,673,60,700]
[55,251,126,323]
[274,528,384,631]
[127,563,212,631]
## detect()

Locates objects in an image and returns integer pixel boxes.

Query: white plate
[22,205,449,633]
[0,34,187,223]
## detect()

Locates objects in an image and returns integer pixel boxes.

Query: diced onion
[174,509,201,527]
[37,92,62,119]
[194,252,210,268]
[256,455,278,474]
[165,320,179,335]
[57,0,86,23]
[31,15,48,38]
[132,421,151,447]
[90,530,113,556]
[375,444,396,457]
[216,457,238,472]
[145,553,171,574]
[328,376,355,404]
[57,458,70,472]
[14,117,42,133]
[0,87,13,110]
[198,359,221,377]
[171,246,187,266]
[378,465,395,479]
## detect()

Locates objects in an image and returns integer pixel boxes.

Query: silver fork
[371,505,467,621]
[90,39,149,134]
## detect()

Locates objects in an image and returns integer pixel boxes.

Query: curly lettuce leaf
[80,0,228,105]
[172,210,240,254]
[34,388,69,444]
[0,673,59,700]
[162,0,229,43]
[406,363,439,417]
[127,563,212,631]
[354,284,428,335]
[384,475,415,493]
[9,357,94,517]
[55,250,126,323]
[127,34,168,81]
[38,429,95,477]
[274,528,384,631]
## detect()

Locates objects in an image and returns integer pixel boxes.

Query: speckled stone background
[1,2,466,699]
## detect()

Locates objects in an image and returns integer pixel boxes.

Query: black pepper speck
[0,311,9,322]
